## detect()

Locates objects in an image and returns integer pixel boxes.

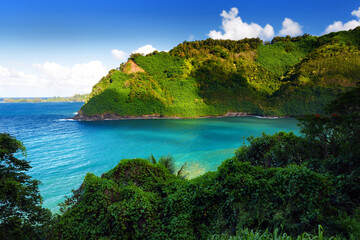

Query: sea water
[0,102,300,212]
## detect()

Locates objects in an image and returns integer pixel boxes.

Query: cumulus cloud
[33,61,107,92]
[111,49,128,61]
[208,7,274,40]
[32,62,71,81]
[131,44,157,55]
[351,7,360,18]
[110,45,158,62]
[279,18,303,36]
[0,61,108,97]
[325,20,360,33]
[324,6,360,34]
[188,35,195,41]
[0,65,40,88]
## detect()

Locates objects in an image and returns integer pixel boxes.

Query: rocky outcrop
[70,111,286,121]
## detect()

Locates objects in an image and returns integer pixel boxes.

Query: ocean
[0,102,300,212]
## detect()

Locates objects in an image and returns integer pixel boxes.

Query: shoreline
[70,112,291,121]
[2,100,86,103]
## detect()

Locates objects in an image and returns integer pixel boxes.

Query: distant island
[70,27,359,120]
[4,94,89,103]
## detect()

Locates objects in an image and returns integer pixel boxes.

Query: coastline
[2,100,86,103]
[70,111,290,121]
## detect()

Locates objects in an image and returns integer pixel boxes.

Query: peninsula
[73,27,360,120]
[4,94,89,103]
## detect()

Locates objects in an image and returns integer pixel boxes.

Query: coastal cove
[0,102,299,212]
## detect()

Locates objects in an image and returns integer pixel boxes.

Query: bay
[0,102,300,212]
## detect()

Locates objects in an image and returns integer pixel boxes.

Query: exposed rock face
[122,60,145,74]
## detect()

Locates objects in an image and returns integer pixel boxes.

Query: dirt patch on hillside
[122,60,145,74]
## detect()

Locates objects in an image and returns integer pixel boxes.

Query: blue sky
[1,0,359,97]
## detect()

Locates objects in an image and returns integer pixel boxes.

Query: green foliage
[79,28,360,118]
[53,87,360,239]
[235,132,310,168]
[52,157,336,239]
[283,43,360,88]
[170,38,263,58]
[273,86,341,116]
[215,160,333,235]
[0,133,52,240]
[51,159,175,239]
[147,154,188,179]
[209,226,341,240]
[235,87,360,235]
[336,208,360,240]
[257,36,317,78]
[158,155,176,173]
[297,87,360,205]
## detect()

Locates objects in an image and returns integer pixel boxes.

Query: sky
[1,0,359,97]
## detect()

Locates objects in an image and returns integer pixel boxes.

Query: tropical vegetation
[48,87,360,239]
[78,27,360,118]
[2,28,360,239]
[1,88,359,240]
[0,133,52,240]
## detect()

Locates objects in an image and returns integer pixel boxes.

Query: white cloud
[324,6,360,34]
[33,61,107,92]
[351,7,360,18]
[131,44,157,55]
[279,18,303,36]
[0,65,40,88]
[111,49,128,61]
[325,20,360,33]
[0,61,108,97]
[208,7,274,40]
[33,62,71,81]
[188,35,195,41]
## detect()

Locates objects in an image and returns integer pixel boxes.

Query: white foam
[57,119,75,122]
[254,116,279,119]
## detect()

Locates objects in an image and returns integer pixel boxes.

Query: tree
[298,87,360,205]
[0,133,52,240]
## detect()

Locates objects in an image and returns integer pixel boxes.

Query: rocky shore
[70,111,285,121]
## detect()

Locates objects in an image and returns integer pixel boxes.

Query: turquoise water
[0,102,300,212]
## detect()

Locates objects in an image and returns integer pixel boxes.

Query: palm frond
[159,154,176,175]
[148,154,157,164]
[177,162,188,179]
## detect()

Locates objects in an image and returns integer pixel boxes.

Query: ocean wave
[254,116,279,119]
[57,119,75,122]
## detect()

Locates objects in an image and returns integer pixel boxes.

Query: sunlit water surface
[0,102,300,212]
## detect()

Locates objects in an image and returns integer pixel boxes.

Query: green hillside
[77,27,360,119]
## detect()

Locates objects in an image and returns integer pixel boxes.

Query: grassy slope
[79,27,360,117]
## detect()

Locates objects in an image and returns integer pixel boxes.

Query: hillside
[74,27,360,120]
